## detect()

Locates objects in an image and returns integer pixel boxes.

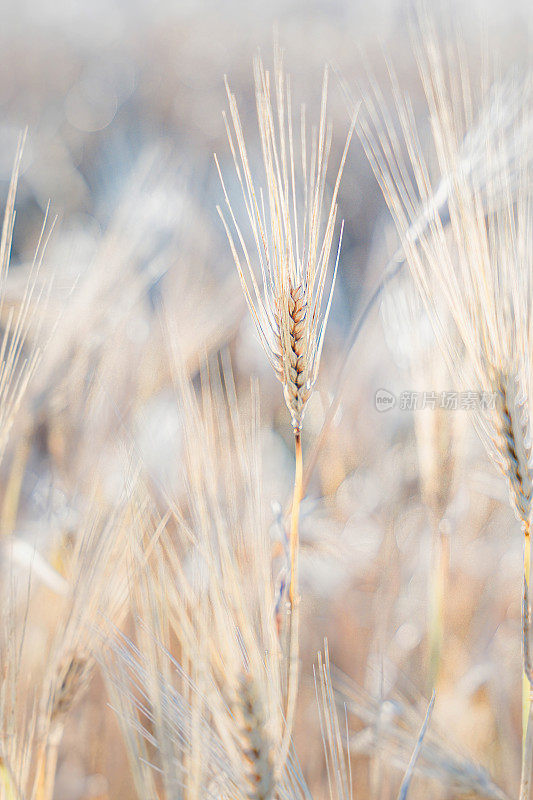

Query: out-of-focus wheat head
[103,359,310,800]
[382,272,462,524]
[0,136,53,468]
[358,14,533,791]
[0,475,138,800]
[315,644,352,800]
[359,18,533,532]
[382,272,466,687]
[0,141,58,800]
[337,667,510,800]
[216,46,354,434]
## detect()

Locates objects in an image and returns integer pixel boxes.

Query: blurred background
[0,0,532,798]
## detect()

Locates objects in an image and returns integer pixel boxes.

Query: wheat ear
[494,375,533,784]
[217,45,354,763]
[234,673,276,800]
[301,59,532,498]
[352,14,532,791]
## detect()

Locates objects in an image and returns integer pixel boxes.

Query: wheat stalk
[300,58,533,499]
[356,12,533,792]
[216,45,354,761]
[381,272,462,689]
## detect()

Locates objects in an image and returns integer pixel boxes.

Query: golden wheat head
[216,46,355,433]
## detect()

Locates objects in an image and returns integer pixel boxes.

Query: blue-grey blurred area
[0,0,530,318]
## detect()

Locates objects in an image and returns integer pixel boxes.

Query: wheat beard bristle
[236,673,275,800]
[276,283,311,433]
[495,379,532,524]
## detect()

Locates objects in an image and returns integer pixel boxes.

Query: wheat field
[0,0,532,798]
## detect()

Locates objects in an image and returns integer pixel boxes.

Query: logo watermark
[374,389,497,412]
[375,389,397,412]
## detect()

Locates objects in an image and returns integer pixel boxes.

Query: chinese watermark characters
[375,389,496,412]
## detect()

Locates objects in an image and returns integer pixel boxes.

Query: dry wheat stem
[33,725,62,800]
[427,521,449,691]
[0,758,21,800]
[524,522,533,777]
[289,432,303,606]
[521,687,533,800]
[494,378,533,757]
[277,430,303,773]
[525,526,533,680]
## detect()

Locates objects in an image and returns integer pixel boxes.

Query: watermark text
[375,389,496,412]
